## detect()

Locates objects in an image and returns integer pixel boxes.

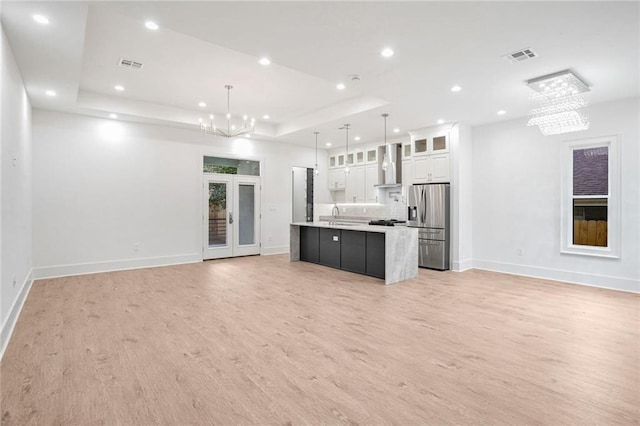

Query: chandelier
[526,70,590,136]
[199,85,255,138]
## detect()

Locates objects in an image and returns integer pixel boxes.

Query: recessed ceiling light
[33,14,49,25]
[451,85,462,92]
[45,90,56,97]
[109,113,118,119]
[497,110,507,115]
[145,21,159,30]
[263,114,270,120]
[437,119,444,124]
[354,136,360,141]
[198,101,207,108]
[393,128,400,133]
[258,57,271,66]
[114,85,125,92]
[381,48,394,58]
[326,142,332,147]
[336,83,346,90]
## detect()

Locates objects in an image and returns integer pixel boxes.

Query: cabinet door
[365,164,379,203]
[319,228,341,268]
[345,166,365,203]
[341,230,366,274]
[328,168,346,191]
[365,148,378,164]
[402,160,414,187]
[429,133,449,154]
[300,227,320,263]
[413,157,429,182]
[366,232,385,279]
[413,137,428,156]
[337,154,345,167]
[329,155,337,169]
[402,142,412,160]
[346,152,355,166]
[355,150,365,165]
[429,153,450,182]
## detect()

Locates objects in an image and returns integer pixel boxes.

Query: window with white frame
[561,135,620,257]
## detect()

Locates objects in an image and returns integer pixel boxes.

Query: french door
[203,174,261,260]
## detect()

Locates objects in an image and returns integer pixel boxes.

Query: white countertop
[291,221,415,234]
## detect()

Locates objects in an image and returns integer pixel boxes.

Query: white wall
[472,97,640,292]
[1,22,33,357]
[450,123,473,271]
[32,110,328,277]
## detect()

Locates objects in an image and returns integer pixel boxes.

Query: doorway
[203,174,261,260]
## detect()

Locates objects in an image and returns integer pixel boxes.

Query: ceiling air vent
[118,58,143,70]
[503,48,537,64]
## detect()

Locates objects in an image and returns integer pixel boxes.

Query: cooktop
[368,219,407,226]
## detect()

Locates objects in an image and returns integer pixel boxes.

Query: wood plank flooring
[1,254,638,425]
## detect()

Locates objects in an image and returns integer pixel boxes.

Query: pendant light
[340,124,351,174]
[313,131,320,176]
[381,113,390,171]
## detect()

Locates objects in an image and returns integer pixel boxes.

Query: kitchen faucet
[331,204,339,224]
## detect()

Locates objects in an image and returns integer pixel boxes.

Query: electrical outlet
[517,248,523,256]
[363,207,367,214]
[133,243,140,252]
[12,273,17,288]
[343,207,348,212]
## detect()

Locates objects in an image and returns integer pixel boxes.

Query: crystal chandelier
[199,85,255,138]
[526,70,590,136]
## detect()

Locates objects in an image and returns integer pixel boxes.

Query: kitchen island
[290,222,418,285]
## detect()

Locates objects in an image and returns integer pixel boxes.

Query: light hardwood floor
[1,255,638,425]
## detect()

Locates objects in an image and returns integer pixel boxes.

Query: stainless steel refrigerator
[407,183,450,270]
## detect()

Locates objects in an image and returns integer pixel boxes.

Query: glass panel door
[203,175,233,259]
[203,174,261,259]
[233,176,261,257]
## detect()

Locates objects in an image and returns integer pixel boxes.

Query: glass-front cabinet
[413,137,428,155]
[365,147,378,164]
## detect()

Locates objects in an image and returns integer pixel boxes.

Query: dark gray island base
[290,222,418,285]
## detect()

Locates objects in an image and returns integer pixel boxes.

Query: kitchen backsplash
[315,200,407,221]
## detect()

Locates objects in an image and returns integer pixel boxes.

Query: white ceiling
[2,1,638,148]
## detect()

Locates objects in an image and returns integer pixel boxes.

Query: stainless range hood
[375,143,402,186]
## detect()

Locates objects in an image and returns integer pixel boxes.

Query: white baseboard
[1,269,34,361]
[473,259,639,293]
[452,258,473,272]
[33,253,202,280]
[261,245,289,256]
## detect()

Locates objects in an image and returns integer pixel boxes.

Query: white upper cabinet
[413,137,428,156]
[346,152,355,166]
[409,131,450,184]
[365,147,378,164]
[402,142,413,160]
[430,133,449,153]
[328,168,346,190]
[402,159,414,187]
[329,155,337,169]
[365,163,379,203]
[345,166,365,203]
[355,149,365,165]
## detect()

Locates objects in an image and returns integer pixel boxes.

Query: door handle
[229,212,234,224]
